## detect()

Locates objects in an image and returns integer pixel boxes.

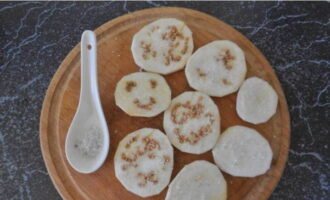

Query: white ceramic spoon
[65,30,109,174]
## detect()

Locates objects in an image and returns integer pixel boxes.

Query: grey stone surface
[0,1,329,200]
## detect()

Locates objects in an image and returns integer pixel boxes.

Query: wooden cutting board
[40,7,290,200]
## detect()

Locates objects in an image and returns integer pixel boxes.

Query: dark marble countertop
[0,1,329,200]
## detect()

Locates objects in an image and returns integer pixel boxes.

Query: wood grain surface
[39,7,290,200]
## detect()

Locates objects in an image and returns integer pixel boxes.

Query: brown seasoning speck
[137,171,159,187]
[222,78,232,85]
[122,165,128,171]
[174,128,180,135]
[161,26,186,66]
[151,25,159,32]
[152,51,157,57]
[133,97,156,110]
[171,97,205,125]
[143,136,161,151]
[140,40,154,60]
[218,49,235,70]
[164,55,170,66]
[161,26,183,41]
[196,68,206,77]
[177,124,213,145]
[148,153,156,159]
[125,135,139,149]
[149,79,157,89]
[163,155,170,163]
[125,81,137,92]
[181,37,189,54]
[170,42,180,48]
[121,153,137,163]
[171,96,216,145]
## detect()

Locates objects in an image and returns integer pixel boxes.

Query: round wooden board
[40,7,290,200]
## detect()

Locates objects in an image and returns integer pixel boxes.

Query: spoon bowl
[65,30,109,174]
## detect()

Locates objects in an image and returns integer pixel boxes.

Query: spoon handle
[80,31,99,109]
